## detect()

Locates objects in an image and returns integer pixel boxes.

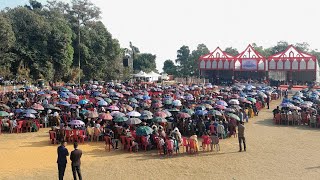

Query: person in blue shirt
[57,141,69,180]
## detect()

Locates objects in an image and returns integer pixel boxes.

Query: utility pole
[78,18,81,87]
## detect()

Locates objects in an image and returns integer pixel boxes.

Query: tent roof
[199,47,235,60]
[236,44,265,59]
[133,71,149,78]
[147,71,161,77]
[268,45,316,59]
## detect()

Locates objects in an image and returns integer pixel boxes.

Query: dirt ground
[1,99,320,180]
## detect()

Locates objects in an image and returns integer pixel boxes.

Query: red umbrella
[215,105,226,110]
[99,113,113,120]
[154,111,167,118]
[177,112,191,118]
[152,102,163,108]
[31,103,44,111]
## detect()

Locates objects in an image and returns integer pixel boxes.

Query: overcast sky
[2,0,320,72]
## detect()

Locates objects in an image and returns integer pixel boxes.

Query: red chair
[65,130,72,142]
[140,136,148,151]
[104,136,112,151]
[166,140,174,156]
[71,129,79,142]
[49,131,57,144]
[181,137,189,153]
[15,121,23,133]
[201,135,211,151]
[126,137,134,152]
[78,130,87,143]
[120,136,127,150]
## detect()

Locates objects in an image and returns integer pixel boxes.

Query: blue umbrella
[37,91,45,95]
[195,110,208,116]
[15,109,24,113]
[97,100,108,106]
[59,92,69,99]
[93,91,101,97]
[78,99,89,105]
[57,101,70,106]
[216,100,228,107]
[280,102,294,108]
[136,95,143,100]
[143,95,151,100]
[24,109,37,114]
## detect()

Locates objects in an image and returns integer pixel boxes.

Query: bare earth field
[1,100,320,180]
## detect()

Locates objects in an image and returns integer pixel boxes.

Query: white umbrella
[127,111,141,117]
[228,99,240,105]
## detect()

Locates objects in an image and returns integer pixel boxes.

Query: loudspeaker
[123,58,129,67]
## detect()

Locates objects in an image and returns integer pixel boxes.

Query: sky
[1,0,320,72]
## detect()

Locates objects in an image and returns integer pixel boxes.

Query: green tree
[268,41,289,54]
[0,15,15,52]
[224,47,239,56]
[163,59,177,75]
[133,53,157,73]
[189,44,210,77]
[176,45,190,77]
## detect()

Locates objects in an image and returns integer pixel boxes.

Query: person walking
[266,95,270,109]
[70,142,83,180]
[237,121,246,152]
[57,141,69,180]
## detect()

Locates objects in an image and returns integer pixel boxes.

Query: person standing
[70,142,82,180]
[237,121,246,152]
[57,141,69,180]
[266,95,270,109]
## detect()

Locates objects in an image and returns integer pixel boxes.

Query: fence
[174,77,209,85]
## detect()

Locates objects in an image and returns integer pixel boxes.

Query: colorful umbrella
[99,113,113,120]
[107,105,119,111]
[215,105,226,110]
[208,110,222,116]
[127,111,141,117]
[24,109,37,114]
[195,110,208,116]
[31,103,44,111]
[126,118,142,125]
[216,100,228,106]
[181,108,195,115]
[104,98,112,103]
[87,111,99,118]
[136,126,153,136]
[247,97,256,103]
[78,99,89,105]
[113,116,128,122]
[97,100,108,106]
[154,111,167,118]
[228,99,240,105]
[57,101,70,106]
[69,120,85,126]
[177,112,191,118]
[24,113,36,118]
[0,111,10,117]
[124,105,133,112]
[110,111,125,117]
[153,117,167,123]
[227,113,240,121]
[172,100,182,106]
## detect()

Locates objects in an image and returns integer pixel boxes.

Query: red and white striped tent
[235,44,267,71]
[199,47,235,70]
[268,45,319,82]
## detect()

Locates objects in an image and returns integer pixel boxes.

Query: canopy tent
[146,71,161,82]
[268,45,319,82]
[133,71,149,78]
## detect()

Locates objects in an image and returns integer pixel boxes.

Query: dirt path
[1,100,320,180]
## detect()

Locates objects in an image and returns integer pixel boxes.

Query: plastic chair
[166,140,174,156]
[181,137,189,153]
[15,121,23,133]
[140,136,148,151]
[71,129,79,142]
[49,131,57,144]
[65,130,72,142]
[120,136,127,150]
[78,130,87,143]
[126,137,134,152]
[201,136,211,151]
[104,136,112,151]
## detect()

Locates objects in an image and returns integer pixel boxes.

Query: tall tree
[189,44,210,77]
[224,47,239,56]
[176,45,190,77]
[133,53,157,73]
[163,59,177,75]
[267,41,289,54]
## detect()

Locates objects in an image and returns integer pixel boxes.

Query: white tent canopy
[147,71,161,82]
[133,71,149,78]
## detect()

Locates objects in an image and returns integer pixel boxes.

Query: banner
[242,59,257,70]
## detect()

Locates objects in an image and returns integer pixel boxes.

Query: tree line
[0,0,158,82]
[163,41,320,77]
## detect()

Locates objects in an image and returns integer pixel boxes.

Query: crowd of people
[0,82,275,155]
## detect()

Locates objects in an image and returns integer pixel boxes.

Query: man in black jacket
[70,142,83,180]
[57,141,69,180]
